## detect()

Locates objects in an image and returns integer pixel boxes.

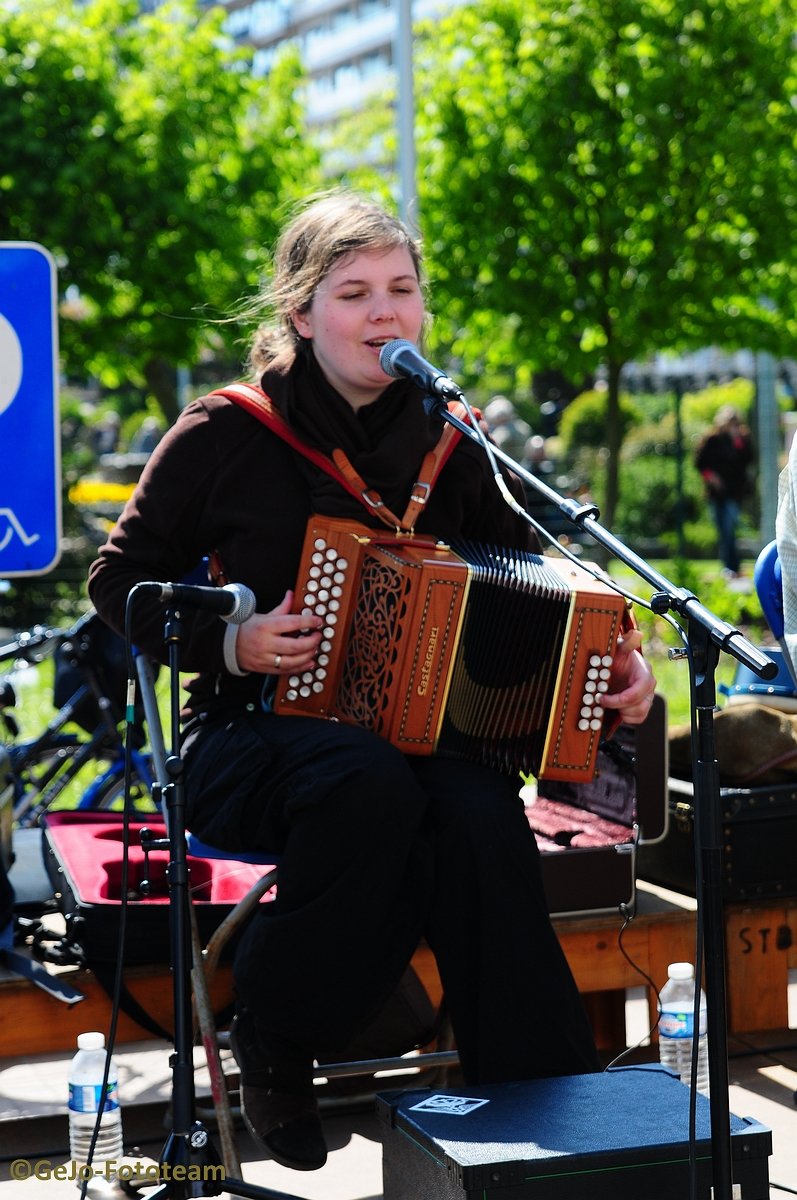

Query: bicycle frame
[10,723,156,828]
[2,614,158,828]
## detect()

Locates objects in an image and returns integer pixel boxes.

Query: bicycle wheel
[11,738,157,826]
[85,753,157,815]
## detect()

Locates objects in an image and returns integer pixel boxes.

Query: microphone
[137,581,256,625]
[379,339,463,399]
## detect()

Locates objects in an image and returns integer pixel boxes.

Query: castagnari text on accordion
[274,517,630,781]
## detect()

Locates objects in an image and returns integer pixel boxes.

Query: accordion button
[302,672,314,683]
[590,718,603,730]
[318,589,330,602]
[602,654,613,667]
[597,681,609,693]
[316,668,327,680]
[333,572,346,584]
[578,719,590,731]
[286,689,298,701]
[321,640,332,652]
[323,626,335,638]
[328,599,340,612]
[312,540,326,553]
[307,580,319,593]
[312,682,324,694]
[309,566,322,579]
[303,595,316,607]
[589,654,602,667]
[585,681,597,693]
[587,668,599,680]
[300,686,311,697]
[580,706,592,719]
[288,675,300,686]
[318,654,330,666]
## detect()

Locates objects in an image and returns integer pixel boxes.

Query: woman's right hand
[235,590,323,675]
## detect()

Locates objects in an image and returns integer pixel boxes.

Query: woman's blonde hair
[245,191,424,376]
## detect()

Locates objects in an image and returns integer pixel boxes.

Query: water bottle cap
[77,1032,106,1051]
[667,962,695,981]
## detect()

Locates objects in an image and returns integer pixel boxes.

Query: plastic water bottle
[658,962,709,1096]
[68,1032,124,1167]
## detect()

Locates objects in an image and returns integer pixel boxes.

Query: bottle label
[659,1008,707,1038]
[69,1083,119,1114]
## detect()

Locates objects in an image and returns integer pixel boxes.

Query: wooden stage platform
[3,881,796,1061]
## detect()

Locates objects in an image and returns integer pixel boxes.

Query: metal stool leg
[189,904,241,1177]
[189,869,279,1176]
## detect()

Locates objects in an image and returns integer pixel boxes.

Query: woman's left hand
[599,629,656,725]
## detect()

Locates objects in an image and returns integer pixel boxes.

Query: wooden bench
[417,882,797,1050]
[3,884,795,1060]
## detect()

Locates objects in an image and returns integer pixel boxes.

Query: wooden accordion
[274,516,630,781]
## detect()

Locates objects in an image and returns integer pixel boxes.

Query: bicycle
[1,609,158,829]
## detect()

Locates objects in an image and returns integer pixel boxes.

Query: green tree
[415,0,797,524]
[0,0,320,422]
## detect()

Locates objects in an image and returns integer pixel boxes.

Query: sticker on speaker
[407,1095,490,1116]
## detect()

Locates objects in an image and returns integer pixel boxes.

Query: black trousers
[183,709,599,1084]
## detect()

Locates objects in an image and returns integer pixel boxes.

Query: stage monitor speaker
[377,1065,771,1199]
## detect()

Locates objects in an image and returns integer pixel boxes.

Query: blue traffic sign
[0,242,61,575]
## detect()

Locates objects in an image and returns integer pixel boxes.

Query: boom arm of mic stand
[427,392,774,1200]
[429,398,777,681]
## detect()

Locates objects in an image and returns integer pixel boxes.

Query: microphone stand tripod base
[111,1121,224,1199]
[128,1120,302,1200]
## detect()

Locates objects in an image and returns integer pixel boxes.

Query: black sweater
[88,366,533,718]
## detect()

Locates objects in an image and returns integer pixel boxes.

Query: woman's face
[290,246,425,410]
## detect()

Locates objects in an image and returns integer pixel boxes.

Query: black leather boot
[230,1009,327,1172]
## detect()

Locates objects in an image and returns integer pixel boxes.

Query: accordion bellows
[274,517,629,781]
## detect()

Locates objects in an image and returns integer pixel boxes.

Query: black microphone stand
[138,606,305,1200]
[424,393,777,1200]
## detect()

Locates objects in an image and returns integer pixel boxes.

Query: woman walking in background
[695,405,754,578]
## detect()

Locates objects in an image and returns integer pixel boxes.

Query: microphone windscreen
[379,339,414,378]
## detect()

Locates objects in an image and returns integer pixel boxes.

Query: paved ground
[1,1033,795,1198]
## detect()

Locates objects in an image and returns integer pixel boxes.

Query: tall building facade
[199,0,458,128]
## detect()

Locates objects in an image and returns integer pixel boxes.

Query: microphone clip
[422,392,450,418]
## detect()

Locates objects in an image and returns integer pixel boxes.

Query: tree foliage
[0,0,320,421]
[414,0,797,522]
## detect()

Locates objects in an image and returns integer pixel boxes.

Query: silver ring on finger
[274,653,282,669]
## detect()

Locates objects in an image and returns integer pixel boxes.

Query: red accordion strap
[210,382,469,533]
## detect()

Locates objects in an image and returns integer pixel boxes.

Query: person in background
[776,429,797,677]
[130,416,163,455]
[695,405,754,578]
[92,411,121,458]
[88,192,656,1174]
[482,394,533,462]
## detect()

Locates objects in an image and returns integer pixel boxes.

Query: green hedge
[555,377,764,557]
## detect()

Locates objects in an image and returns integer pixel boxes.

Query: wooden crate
[724,900,797,1033]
